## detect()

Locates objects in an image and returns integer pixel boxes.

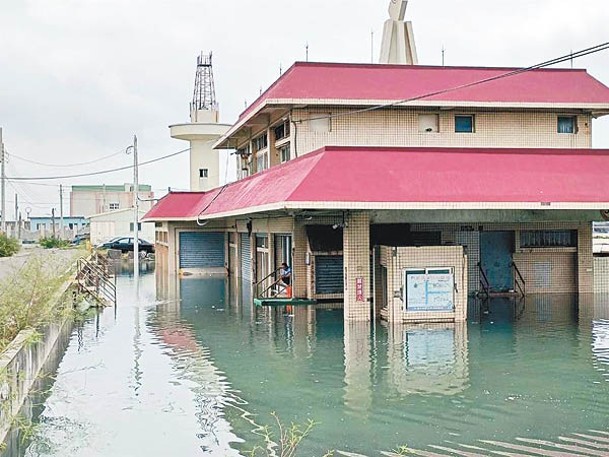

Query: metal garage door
[315,255,344,295]
[240,233,252,281]
[179,232,225,269]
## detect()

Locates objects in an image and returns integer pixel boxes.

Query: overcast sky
[1,0,608,217]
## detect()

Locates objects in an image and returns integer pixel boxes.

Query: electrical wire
[8,148,127,168]
[7,147,190,181]
[296,42,609,123]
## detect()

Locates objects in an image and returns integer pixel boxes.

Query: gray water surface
[6,273,609,456]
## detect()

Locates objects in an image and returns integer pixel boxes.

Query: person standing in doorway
[280,262,292,286]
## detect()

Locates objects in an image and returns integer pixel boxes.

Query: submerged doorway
[480,231,514,292]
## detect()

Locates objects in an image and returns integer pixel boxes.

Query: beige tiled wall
[293,108,591,155]
[344,213,371,321]
[594,257,609,293]
[578,223,594,294]
[380,246,468,323]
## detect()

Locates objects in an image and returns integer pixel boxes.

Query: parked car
[98,237,155,254]
[71,233,90,246]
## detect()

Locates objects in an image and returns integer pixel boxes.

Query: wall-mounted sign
[404,268,454,312]
[356,277,365,302]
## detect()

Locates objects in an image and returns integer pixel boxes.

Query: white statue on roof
[380,0,418,65]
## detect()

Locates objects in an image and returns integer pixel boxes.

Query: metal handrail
[76,257,117,306]
[255,267,282,298]
[511,261,526,297]
[259,277,288,299]
[478,262,490,296]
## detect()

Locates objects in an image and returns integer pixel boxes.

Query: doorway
[480,231,514,292]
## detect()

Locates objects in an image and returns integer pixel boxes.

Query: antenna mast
[191,52,217,116]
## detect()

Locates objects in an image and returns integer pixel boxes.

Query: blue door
[480,231,514,292]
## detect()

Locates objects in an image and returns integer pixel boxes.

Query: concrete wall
[0,320,73,448]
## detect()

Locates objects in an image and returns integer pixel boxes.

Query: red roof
[239,62,609,121]
[143,146,609,221]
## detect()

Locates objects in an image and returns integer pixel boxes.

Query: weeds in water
[244,412,326,457]
[391,445,414,455]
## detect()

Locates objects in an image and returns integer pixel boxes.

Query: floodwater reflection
[385,323,469,396]
[7,277,609,456]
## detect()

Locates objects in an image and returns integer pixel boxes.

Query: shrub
[0,233,20,257]
[0,256,72,351]
[39,237,70,249]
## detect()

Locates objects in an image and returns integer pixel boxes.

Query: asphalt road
[0,246,83,282]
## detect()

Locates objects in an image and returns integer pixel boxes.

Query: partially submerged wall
[594,257,609,293]
[379,246,468,323]
[0,280,74,448]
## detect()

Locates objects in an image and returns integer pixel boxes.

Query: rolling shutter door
[315,255,344,295]
[240,233,252,281]
[179,232,225,269]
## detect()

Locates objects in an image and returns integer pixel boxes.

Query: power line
[7,147,190,181]
[8,148,126,168]
[297,42,609,123]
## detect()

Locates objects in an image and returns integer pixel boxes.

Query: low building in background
[88,208,155,245]
[28,216,88,240]
[70,184,154,218]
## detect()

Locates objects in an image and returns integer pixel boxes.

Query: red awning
[143,146,609,221]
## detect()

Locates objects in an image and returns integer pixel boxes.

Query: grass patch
[39,237,70,249]
[0,255,74,352]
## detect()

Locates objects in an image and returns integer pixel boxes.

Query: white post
[0,128,5,234]
[126,135,140,289]
[59,184,64,239]
[133,135,139,285]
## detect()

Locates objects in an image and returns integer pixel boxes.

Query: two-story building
[145,62,609,323]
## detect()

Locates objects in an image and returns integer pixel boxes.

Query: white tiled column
[343,212,371,321]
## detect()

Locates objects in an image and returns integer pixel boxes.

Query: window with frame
[129,222,142,232]
[418,114,439,133]
[520,230,577,248]
[199,168,209,178]
[455,115,474,133]
[274,121,290,141]
[256,152,268,172]
[256,235,268,249]
[252,133,268,152]
[109,203,120,210]
[557,116,577,134]
[279,144,291,163]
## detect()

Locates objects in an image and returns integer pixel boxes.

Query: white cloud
[1,0,608,216]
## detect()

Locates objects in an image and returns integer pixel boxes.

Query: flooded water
[4,270,609,456]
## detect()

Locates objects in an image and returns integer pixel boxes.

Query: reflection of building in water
[592,319,609,380]
[151,296,241,456]
[343,322,373,415]
[386,323,469,396]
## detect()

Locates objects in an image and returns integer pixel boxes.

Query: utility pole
[14,193,18,238]
[59,184,64,239]
[0,128,6,234]
[133,135,139,286]
[126,135,140,287]
[51,208,56,238]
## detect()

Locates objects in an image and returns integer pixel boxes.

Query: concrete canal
[3,268,609,456]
